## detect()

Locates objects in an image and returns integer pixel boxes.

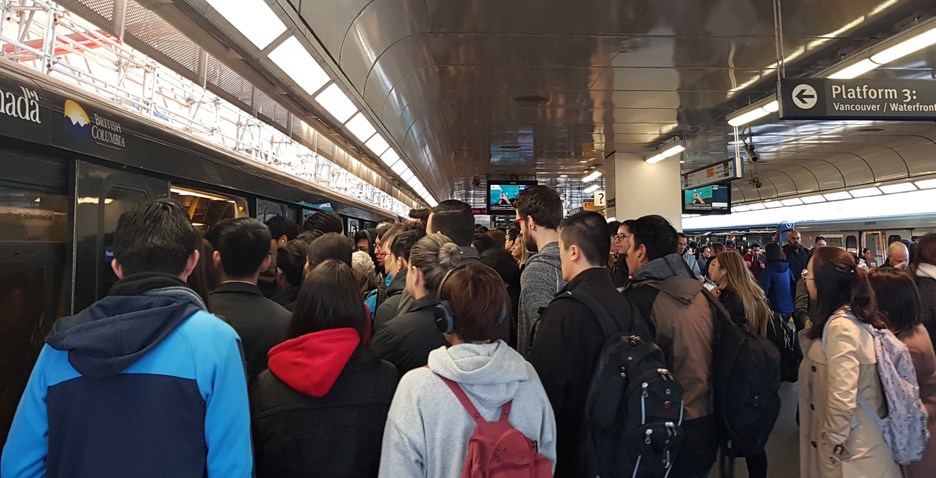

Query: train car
[0,58,395,444]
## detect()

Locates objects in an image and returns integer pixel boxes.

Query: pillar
[614,152,683,231]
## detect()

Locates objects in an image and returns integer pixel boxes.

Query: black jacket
[209,282,292,384]
[251,346,398,478]
[917,276,936,352]
[370,293,446,375]
[374,269,406,330]
[782,243,811,288]
[527,268,647,477]
[610,254,629,289]
[270,285,299,309]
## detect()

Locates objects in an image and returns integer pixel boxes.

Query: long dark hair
[288,260,367,340]
[809,247,886,339]
[868,268,921,333]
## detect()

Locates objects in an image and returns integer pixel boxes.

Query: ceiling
[168,0,936,205]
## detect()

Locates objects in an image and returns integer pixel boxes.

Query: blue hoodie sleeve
[1,345,52,478]
[760,269,773,299]
[188,312,253,477]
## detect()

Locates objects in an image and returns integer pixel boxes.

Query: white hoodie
[378,341,557,477]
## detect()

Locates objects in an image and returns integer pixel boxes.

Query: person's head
[805,247,886,339]
[374,222,394,267]
[558,211,610,282]
[276,239,309,288]
[353,230,371,254]
[701,245,713,259]
[302,211,343,235]
[617,220,636,260]
[351,250,377,293]
[211,218,272,282]
[111,199,200,279]
[608,220,622,253]
[764,242,785,263]
[787,230,802,247]
[712,251,772,336]
[862,247,873,260]
[868,268,921,333]
[749,243,762,256]
[289,260,368,340]
[514,185,563,252]
[481,248,520,287]
[814,236,827,249]
[472,233,496,254]
[407,233,463,299]
[426,200,474,247]
[305,232,352,276]
[887,241,910,270]
[436,263,509,344]
[408,208,430,230]
[626,215,678,273]
[511,233,526,263]
[913,233,936,268]
[385,229,425,277]
[677,233,689,254]
[487,229,507,251]
[712,242,726,255]
[265,216,300,249]
[505,227,521,250]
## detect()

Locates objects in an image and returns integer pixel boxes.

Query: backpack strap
[434,372,512,425]
[553,290,617,338]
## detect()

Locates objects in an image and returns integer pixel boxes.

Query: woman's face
[511,235,524,260]
[356,239,369,253]
[805,256,817,300]
[709,257,724,284]
[702,247,713,258]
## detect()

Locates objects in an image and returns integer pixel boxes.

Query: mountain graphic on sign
[64,99,90,126]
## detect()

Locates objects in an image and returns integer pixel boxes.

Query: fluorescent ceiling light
[205,0,285,50]
[645,144,686,164]
[824,191,853,201]
[801,195,827,204]
[733,205,751,212]
[871,26,936,64]
[380,149,400,166]
[406,178,421,190]
[747,203,766,210]
[314,83,357,123]
[761,100,780,113]
[391,160,408,175]
[365,135,390,156]
[879,182,917,194]
[914,179,936,190]
[582,170,603,183]
[344,113,376,142]
[827,59,878,79]
[781,198,804,206]
[728,107,770,127]
[269,37,330,95]
[764,201,784,209]
[849,187,882,197]
[584,184,600,194]
[400,170,415,182]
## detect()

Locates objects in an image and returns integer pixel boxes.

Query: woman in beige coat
[869,268,936,478]
[798,248,899,477]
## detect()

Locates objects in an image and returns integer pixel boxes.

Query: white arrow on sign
[792,84,818,110]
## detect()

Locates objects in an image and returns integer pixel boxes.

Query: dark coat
[782,243,811,288]
[209,282,292,385]
[374,269,406,330]
[917,276,936,352]
[610,253,629,288]
[251,346,398,478]
[527,268,648,477]
[370,294,446,375]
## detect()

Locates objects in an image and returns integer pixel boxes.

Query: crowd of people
[3,188,936,478]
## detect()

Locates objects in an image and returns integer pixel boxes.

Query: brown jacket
[798,314,899,478]
[897,324,936,478]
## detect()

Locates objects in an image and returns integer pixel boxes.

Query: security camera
[752,177,763,189]
[744,144,759,163]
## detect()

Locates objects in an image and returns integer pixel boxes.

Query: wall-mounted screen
[488,181,537,214]
[682,182,731,215]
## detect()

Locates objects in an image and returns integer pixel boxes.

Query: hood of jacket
[45,272,206,379]
[386,268,406,297]
[764,261,791,274]
[632,253,693,283]
[528,242,561,269]
[267,327,361,397]
[427,341,532,409]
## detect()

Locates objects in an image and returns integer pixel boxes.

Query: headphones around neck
[434,263,509,335]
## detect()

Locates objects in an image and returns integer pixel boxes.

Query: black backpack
[552,291,684,478]
[765,312,802,383]
[699,289,781,471]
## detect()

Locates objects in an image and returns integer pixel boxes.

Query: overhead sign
[583,200,603,211]
[682,158,742,190]
[593,190,606,207]
[780,78,936,120]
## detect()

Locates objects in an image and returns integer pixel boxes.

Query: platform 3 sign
[779,78,936,121]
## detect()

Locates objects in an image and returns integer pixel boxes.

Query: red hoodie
[267,328,360,397]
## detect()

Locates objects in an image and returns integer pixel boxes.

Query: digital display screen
[488,181,536,214]
[682,182,731,215]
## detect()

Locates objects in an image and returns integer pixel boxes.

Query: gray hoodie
[378,341,557,478]
[517,242,565,355]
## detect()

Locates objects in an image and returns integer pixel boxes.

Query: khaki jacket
[798,314,900,478]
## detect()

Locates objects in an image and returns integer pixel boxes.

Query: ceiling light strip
[645,144,685,164]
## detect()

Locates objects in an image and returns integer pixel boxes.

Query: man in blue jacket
[1,200,252,478]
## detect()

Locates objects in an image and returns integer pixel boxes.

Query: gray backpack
[823,311,930,465]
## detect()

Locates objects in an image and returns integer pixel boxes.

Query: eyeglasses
[513,218,523,228]
[613,233,633,241]
[801,268,813,280]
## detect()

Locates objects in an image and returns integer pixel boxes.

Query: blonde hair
[716,251,772,337]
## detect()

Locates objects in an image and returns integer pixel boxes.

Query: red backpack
[436,374,553,478]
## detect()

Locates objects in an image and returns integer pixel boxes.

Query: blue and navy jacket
[1,273,253,478]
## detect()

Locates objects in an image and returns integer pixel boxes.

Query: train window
[888,235,902,244]
[0,190,68,242]
[256,198,299,224]
[171,187,247,232]
[846,236,858,251]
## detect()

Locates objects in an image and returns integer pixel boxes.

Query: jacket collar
[409,292,439,311]
[917,263,936,281]
[212,281,264,296]
[562,267,612,293]
[632,253,693,283]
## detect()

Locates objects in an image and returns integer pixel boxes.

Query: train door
[73,161,168,313]
[0,147,70,447]
[861,231,885,267]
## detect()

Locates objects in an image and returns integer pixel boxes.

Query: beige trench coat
[798,314,901,477]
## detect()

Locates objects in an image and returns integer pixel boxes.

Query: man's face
[815,239,827,248]
[356,239,369,253]
[677,236,688,254]
[890,248,910,270]
[625,238,645,274]
[617,226,632,258]
[751,246,761,256]
[374,236,385,266]
[702,247,713,258]
[516,213,537,253]
[788,232,802,247]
